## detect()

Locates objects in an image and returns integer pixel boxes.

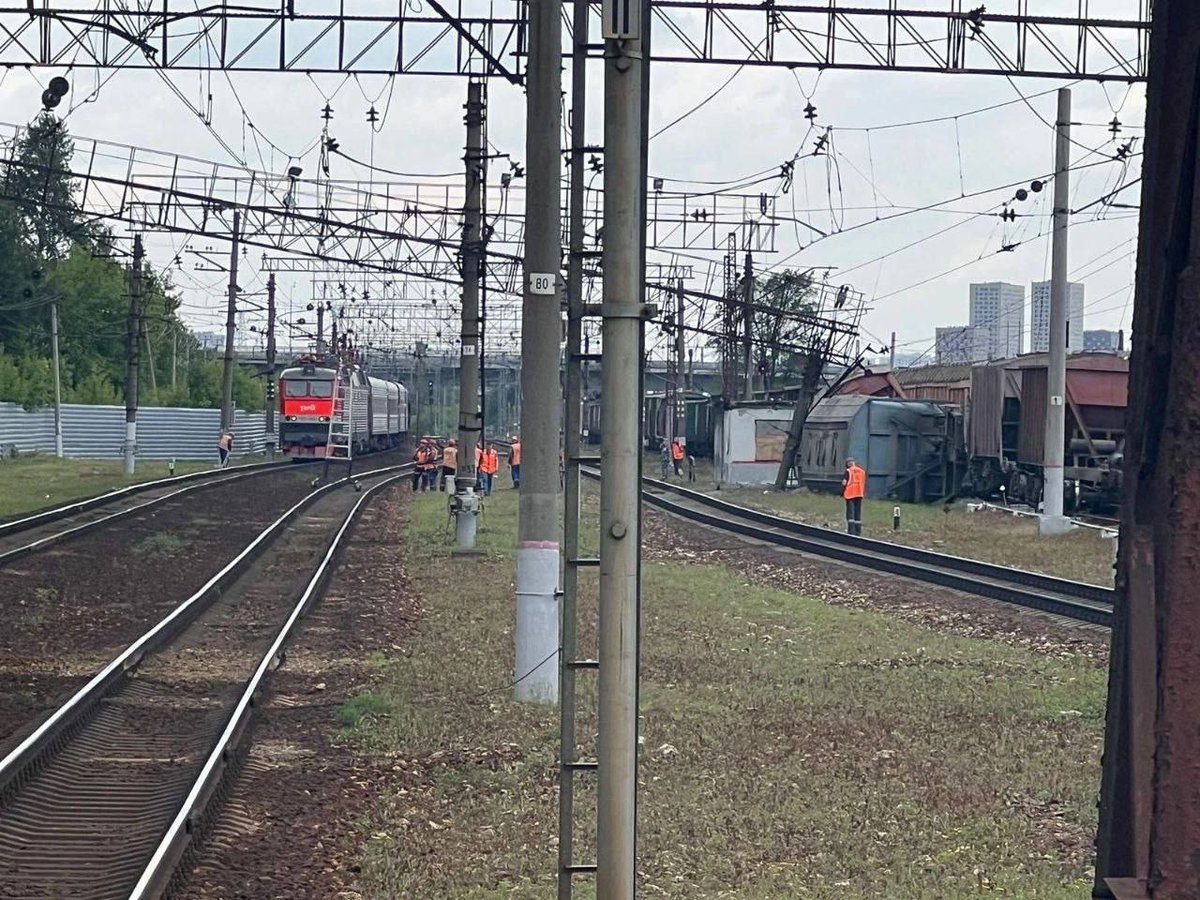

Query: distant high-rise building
[935,325,989,365]
[1030,281,1085,353]
[1084,329,1123,352]
[969,282,1024,359]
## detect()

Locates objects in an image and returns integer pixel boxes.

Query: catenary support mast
[516,0,563,703]
[220,210,241,433]
[123,235,144,476]
[1040,88,1072,536]
[456,80,485,548]
[597,0,649,891]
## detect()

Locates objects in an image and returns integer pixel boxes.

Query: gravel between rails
[0,472,406,898]
[0,468,318,760]
[179,486,417,900]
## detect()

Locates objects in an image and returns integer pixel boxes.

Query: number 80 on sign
[528,272,557,295]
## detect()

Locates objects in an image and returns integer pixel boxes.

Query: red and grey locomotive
[278,358,409,458]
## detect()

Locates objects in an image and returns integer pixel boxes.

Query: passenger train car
[278,359,409,458]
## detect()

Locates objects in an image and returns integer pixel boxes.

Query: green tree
[5,112,85,258]
[754,268,818,390]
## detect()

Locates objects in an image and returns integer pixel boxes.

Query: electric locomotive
[278,357,409,458]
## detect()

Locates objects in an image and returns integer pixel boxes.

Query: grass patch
[340,691,401,728]
[0,455,213,518]
[349,487,1104,898]
[132,532,185,556]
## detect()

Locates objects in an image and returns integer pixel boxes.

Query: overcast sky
[0,0,1147,363]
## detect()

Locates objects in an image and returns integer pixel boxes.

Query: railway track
[0,459,308,567]
[0,462,410,899]
[583,470,1114,628]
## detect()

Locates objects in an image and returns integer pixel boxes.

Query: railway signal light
[41,76,69,110]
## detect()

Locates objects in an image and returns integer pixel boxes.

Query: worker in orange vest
[441,439,458,492]
[670,438,685,476]
[480,443,499,496]
[216,431,234,468]
[412,441,429,492]
[509,436,522,489]
[842,457,867,535]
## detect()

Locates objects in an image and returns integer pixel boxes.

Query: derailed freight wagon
[798,395,962,503]
[962,352,1126,509]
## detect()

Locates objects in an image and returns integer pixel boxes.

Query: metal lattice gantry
[0,0,525,80]
[596,0,1152,81]
[0,2,1150,81]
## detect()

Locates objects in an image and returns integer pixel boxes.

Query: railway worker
[480,443,500,496]
[412,441,430,491]
[671,438,685,476]
[422,442,440,492]
[217,431,234,468]
[441,439,458,492]
[842,457,867,536]
[509,436,522,489]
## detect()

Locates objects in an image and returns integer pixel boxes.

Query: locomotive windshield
[283,379,333,398]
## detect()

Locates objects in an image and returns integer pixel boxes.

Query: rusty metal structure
[1095,2,1200,898]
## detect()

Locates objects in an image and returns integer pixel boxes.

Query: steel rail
[580,469,1112,627]
[643,476,1115,606]
[0,461,410,802]
[129,469,407,899]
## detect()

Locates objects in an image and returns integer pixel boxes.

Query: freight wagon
[278,359,409,458]
[961,353,1125,510]
[834,352,1127,510]
[582,389,716,456]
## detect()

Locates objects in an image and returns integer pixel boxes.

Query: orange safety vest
[671,441,684,461]
[510,442,522,465]
[442,446,458,469]
[482,449,499,474]
[843,464,867,500]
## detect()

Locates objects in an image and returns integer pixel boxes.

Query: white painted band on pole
[516,541,560,704]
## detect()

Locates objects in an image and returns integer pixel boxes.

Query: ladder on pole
[559,0,598,887]
[322,361,354,484]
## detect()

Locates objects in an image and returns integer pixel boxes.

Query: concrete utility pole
[123,235,144,476]
[742,251,754,401]
[265,273,277,460]
[598,0,648,891]
[170,325,177,389]
[220,209,241,433]
[516,0,563,704]
[455,80,485,548]
[49,298,63,458]
[141,307,158,394]
[1040,88,1072,536]
[316,301,326,354]
[1094,5,1200,897]
[675,279,687,441]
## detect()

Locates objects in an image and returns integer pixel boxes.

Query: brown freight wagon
[964,352,1126,509]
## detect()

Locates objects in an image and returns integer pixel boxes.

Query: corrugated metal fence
[0,403,270,460]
